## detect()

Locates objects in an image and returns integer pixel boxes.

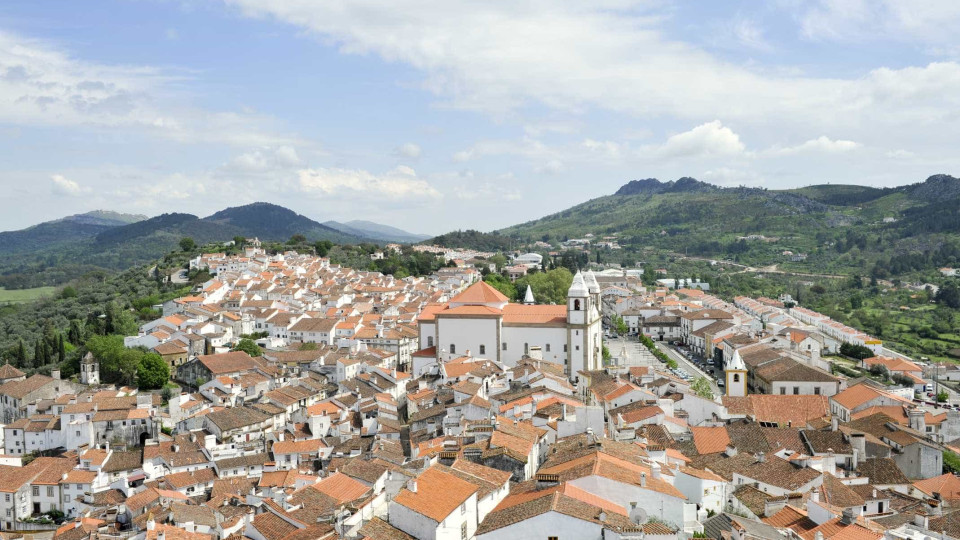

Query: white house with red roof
[416,272,603,378]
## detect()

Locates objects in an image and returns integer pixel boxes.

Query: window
[524,343,529,354]
[75,484,82,490]
[4,494,9,503]
[575,345,580,351]
[574,300,581,310]
[461,523,467,540]
[32,487,39,496]
[814,387,821,395]
[793,387,800,395]
[549,537,559,540]
[449,344,456,354]
[427,336,434,348]
[461,503,466,514]
[733,374,740,383]
[47,487,53,497]
[502,342,507,351]
[546,344,551,352]
[780,387,786,395]
[479,345,486,355]
[564,345,568,352]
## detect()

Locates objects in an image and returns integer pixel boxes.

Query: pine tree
[58,334,66,364]
[33,339,42,368]
[14,339,26,368]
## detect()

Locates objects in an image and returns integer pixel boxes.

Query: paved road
[654,341,720,396]
[170,269,189,284]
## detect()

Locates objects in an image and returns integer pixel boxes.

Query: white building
[417,272,603,377]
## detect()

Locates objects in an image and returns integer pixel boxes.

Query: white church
[417,271,604,377]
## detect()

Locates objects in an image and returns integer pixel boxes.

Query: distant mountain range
[0,203,428,287]
[427,174,960,278]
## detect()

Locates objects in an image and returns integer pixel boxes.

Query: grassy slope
[0,286,57,303]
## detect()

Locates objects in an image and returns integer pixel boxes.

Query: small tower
[567,272,589,325]
[523,285,535,305]
[725,349,747,397]
[81,352,100,386]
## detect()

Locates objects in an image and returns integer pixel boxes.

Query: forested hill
[0,203,371,288]
[485,174,960,278]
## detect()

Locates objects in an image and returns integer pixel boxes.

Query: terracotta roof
[393,466,478,522]
[449,281,509,305]
[502,304,567,325]
[0,363,25,379]
[722,394,829,426]
[197,351,257,375]
[913,473,960,500]
[691,426,731,455]
[313,472,370,503]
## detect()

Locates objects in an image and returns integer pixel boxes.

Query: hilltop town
[2,242,960,540]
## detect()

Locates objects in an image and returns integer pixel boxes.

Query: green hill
[0,203,369,288]
[489,175,960,278]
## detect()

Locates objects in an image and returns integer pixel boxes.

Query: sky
[3,0,960,235]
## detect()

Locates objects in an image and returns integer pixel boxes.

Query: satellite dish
[629,506,647,524]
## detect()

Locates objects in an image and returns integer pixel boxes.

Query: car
[927,392,935,398]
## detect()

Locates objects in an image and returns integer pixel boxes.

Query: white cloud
[448,171,522,201]
[655,121,746,158]
[50,174,85,196]
[768,136,861,156]
[395,142,422,159]
[886,149,916,159]
[297,165,442,199]
[223,146,303,175]
[221,1,960,132]
[581,139,622,159]
[534,159,565,175]
[799,0,960,50]
[0,31,302,148]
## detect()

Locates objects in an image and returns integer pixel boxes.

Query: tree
[936,283,960,309]
[232,338,262,357]
[299,342,318,351]
[179,237,196,252]
[691,377,714,399]
[514,268,574,305]
[938,390,949,403]
[612,315,628,336]
[57,334,66,364]
[288,234,307,245]
[483,273,517,301]
[33,339,42,368]
[137,353,170,389]
[14,339,26,368]
[840,342,873,360]
[868,364,889,380]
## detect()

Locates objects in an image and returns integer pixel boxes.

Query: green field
[0,287,57,303]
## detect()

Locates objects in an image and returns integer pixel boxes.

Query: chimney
[850,433,865,467]
[651,462,661,481]
[908,407,926,433]
[725,445,738,457]
[814,532,824,540]
[757,452,765,463]
[51,369,60,380]
[639,472,647,487]
[408,479,417,493]
[831,417,838,432]
[840,508,856,525]
[147,519,156,531]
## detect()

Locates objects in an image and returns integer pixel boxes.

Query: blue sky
[3,1,960,234]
